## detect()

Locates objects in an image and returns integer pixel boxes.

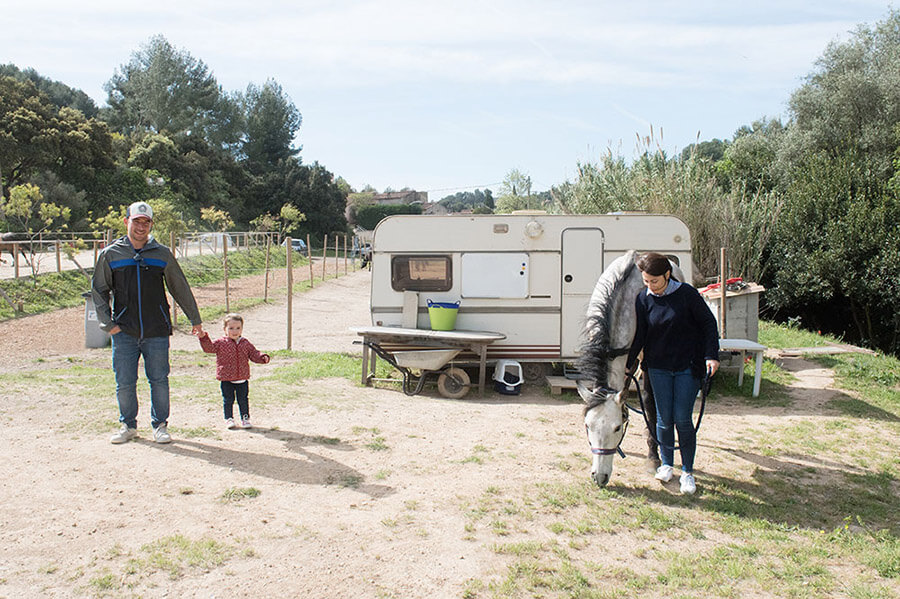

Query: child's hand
[198,330,209,339]
[263,354,271,364]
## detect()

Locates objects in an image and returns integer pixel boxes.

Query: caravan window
[391,255,452,292]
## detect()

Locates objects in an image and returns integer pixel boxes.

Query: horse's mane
[576,251,637,388]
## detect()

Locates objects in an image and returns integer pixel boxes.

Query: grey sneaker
[654,464,674,482]
[680,472,696,495]
[225,418,237,430]
[110,425,137,444]
[240,417,252,429]
[153,424,172,444]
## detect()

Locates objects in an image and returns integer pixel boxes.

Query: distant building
[371,190,428,205]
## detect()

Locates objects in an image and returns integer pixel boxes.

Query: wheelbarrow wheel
[437,367,470,399]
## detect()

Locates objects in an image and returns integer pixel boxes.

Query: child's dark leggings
[221,380,250,419]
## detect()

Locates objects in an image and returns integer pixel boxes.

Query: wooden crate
[701,284,765,342]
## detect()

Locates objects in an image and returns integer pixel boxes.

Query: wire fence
[0,232,369,343]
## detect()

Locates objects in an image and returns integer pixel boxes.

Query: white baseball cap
[127,201,153,220]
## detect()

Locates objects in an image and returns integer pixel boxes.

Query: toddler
[199,313,270,429]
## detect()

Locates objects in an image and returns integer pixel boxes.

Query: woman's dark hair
[636,252,672,277]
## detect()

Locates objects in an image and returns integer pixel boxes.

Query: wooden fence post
[170,231,178,327]
[264,233,271,303]
[223,233,230,312]
[286,237,293,350]
[307,234,313,288]
[719,247,727,339]
[321,234,328,281]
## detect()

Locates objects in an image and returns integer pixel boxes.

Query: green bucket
[427,300,460,331]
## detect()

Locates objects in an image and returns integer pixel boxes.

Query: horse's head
[578,381,628,487]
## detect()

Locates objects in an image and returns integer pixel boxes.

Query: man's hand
[109,325,121,335]
[191,324,204,336]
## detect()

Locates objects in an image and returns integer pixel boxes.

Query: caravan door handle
[564,274,573,283]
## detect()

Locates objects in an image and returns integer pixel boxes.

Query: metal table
[350,326,506,396]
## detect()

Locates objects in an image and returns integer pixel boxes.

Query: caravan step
[545,375,580,395]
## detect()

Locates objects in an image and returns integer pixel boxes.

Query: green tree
[0,63,99,117]
[103,35,240,147]
[767,149,899,352]
[785,9,900,179]
[1,183,72,280]
[716,119,786,193]
[240,79,301,172]
[200,206,234,232]
[0,76,114,203]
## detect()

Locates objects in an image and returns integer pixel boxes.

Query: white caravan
[368,213,692,380]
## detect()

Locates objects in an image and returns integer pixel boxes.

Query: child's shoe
[241,417,252,429]
[225,418,237,430]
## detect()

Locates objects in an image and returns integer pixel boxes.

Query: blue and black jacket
[91,236,201,339]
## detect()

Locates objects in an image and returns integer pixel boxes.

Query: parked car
[199,232,235,250]
[281,238,308,256]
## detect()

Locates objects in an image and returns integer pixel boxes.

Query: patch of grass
[365,436,389,451]
[758,320,833,350]
[459,444,491,464]
[0,269,91,320]
[88,571,116,592]
[135,534,233,579]
[264,351,393,382]
[175,426,218,439]
[815,353,900,420]
[220,487,261,502]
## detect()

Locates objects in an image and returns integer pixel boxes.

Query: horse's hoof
[644,458,661,474]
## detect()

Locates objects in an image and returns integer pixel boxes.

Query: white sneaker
[680,472,696,495]
[225,418,237,430]
[110,425,137,444]
[654,465,674,482]
[240,418,252,429]
[153,424,172,444]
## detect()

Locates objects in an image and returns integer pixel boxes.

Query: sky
[1,1,893,199]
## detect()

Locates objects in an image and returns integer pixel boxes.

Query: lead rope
[626,369,712,452]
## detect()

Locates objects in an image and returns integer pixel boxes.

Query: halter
[584,395,629,458]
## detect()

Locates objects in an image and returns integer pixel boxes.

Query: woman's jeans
[221,380,250,420]
[112,333,170,429]
[647,367,700,473]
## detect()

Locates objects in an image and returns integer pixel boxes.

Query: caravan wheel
[437,367,470,399]
[522,362,551,383]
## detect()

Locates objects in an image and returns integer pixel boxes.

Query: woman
[625,252,720,495]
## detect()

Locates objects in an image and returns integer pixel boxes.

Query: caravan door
[560,228,605,358]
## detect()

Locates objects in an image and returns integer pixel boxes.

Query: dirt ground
[0,265,850,598]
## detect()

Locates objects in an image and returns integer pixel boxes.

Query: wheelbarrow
[362,341,472,399]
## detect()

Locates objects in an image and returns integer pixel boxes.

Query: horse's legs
[641,372,661,472]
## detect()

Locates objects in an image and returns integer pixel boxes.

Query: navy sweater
[626,283,720,378]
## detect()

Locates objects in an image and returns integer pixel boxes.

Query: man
[91,201,204,444]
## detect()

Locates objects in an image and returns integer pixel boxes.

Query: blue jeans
[648,368,700,473]
[112,333,170,429]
